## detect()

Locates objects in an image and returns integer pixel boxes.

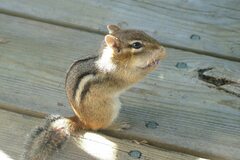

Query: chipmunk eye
[131,42,143,49]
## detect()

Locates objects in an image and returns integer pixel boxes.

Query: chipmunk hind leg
[81,98,122,131]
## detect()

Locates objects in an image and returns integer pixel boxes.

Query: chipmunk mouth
[139,59,160,69]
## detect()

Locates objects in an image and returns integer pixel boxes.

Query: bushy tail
[22,115,80,160]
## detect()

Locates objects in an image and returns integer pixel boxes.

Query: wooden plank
[0,0,239,60]
[0,109,204,160]
[0,14,240,159]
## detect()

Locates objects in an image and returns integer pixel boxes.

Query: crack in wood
[216,87,240,98]
[198,68,236,87]
[198,68,240,97]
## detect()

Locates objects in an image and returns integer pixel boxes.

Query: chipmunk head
[97,25,166,79]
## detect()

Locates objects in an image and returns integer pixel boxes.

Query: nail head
[128,150,142,159]
[175,62,188,69]
[145,121,159,129]
[190,34,201,40]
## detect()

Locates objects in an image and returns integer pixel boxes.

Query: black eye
[131,42,143,49]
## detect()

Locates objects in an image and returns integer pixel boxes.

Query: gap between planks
[0,10,239,63]
[0,103,222,160]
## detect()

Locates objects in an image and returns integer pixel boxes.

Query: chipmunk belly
[78,90,121,130]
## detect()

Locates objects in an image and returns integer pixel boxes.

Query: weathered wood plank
[0,109,203,160]
[0,0,239,59]
[0,14,240,159]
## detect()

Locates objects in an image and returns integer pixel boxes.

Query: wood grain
[0,0,239,59]
[0,109,203,160]
[0,14,239,159]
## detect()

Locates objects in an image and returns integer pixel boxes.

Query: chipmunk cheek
[131,57,146,69]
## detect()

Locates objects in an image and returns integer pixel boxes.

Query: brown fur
[69,26,166,130]
[23,25,166,159]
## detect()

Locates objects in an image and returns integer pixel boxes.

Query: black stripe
[80,75,126,101]
[65,55,98,86]
[80,76,110,101]
[80,80,93,101]
[72,71,96,98]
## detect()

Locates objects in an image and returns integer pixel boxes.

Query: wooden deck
[0,1,239,160]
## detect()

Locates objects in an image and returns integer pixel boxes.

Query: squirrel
[22,24,166,160]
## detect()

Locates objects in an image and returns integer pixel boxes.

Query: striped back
[65,56,98,107]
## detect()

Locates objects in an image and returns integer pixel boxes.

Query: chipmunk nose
[157,46,166,59]
[161,46,166,55]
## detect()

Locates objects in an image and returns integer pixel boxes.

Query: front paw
[107,122,131,131]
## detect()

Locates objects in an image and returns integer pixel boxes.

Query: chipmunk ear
[107,25,120,34]
[105,35,120,52]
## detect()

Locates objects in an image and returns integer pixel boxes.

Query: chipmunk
[22,25,166,160]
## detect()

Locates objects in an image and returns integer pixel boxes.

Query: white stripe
[75,74,95,105]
